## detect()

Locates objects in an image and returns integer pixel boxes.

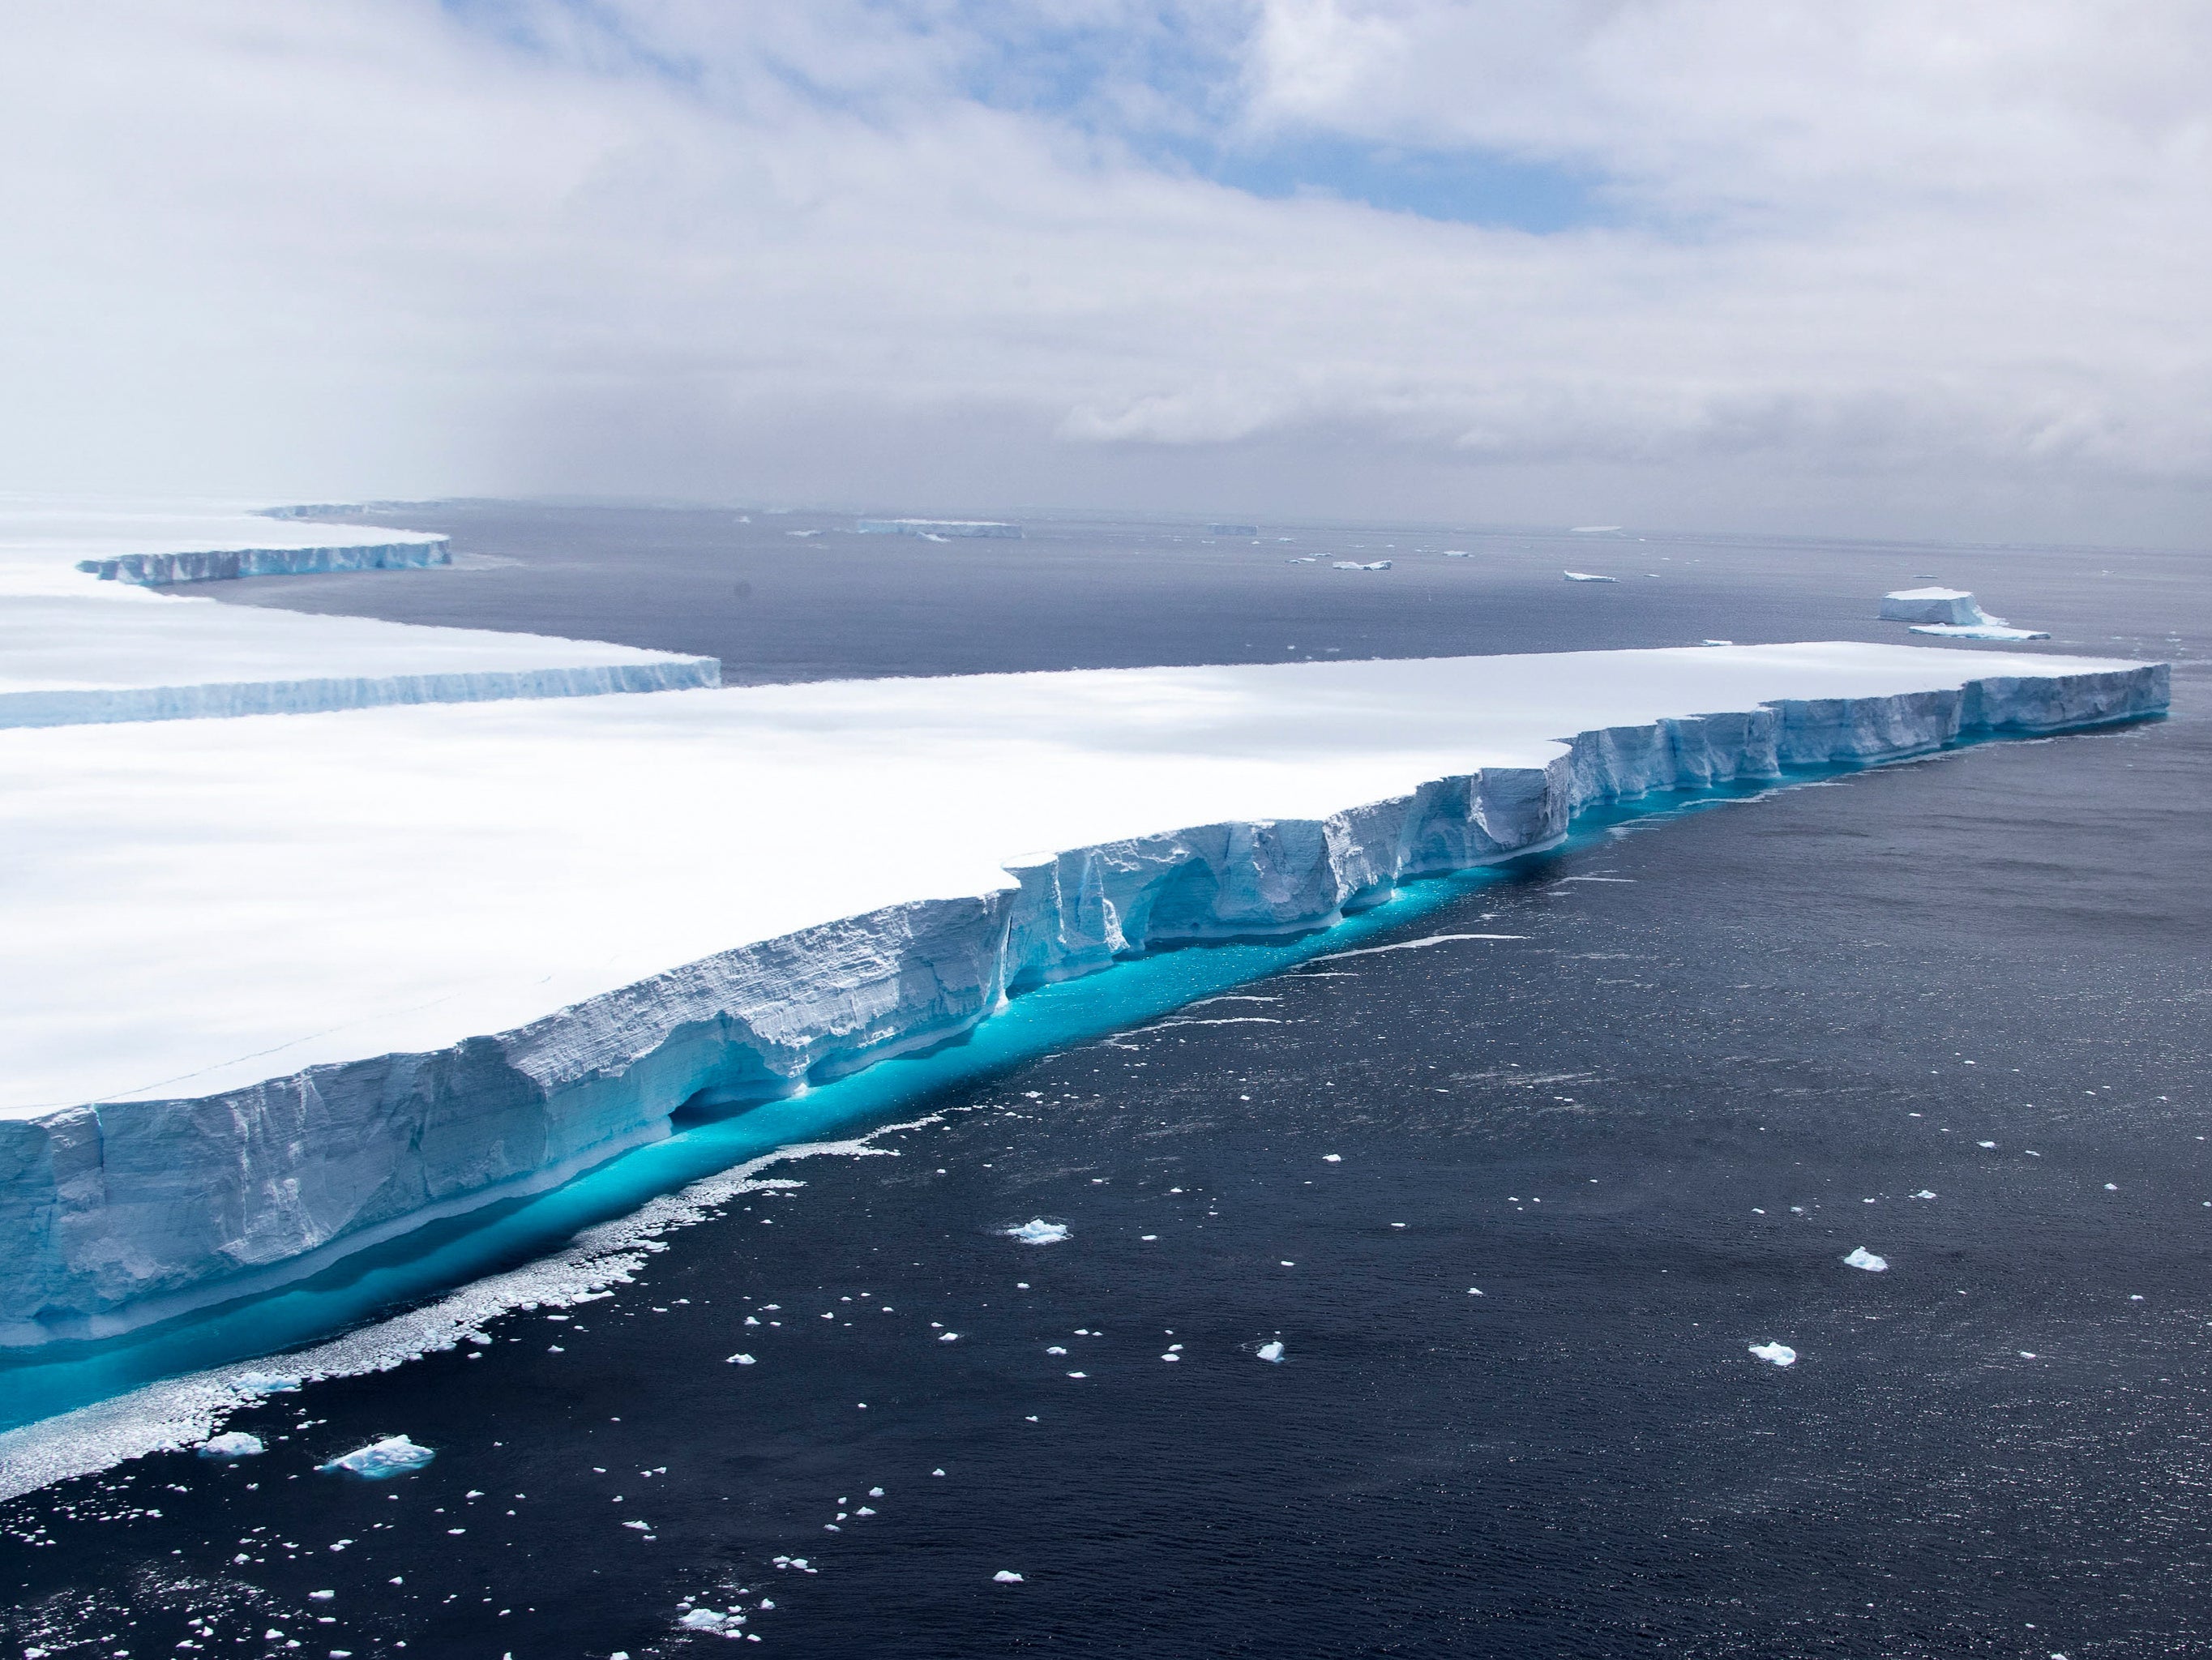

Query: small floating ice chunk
[939,1332,961,1342]
[1323,1153,1342,1162]
[1748,1342,1798,1367]
[1843,1247,1889,1273]
[1563,571,1617,583]
[1978,1140,1997,1149]
[1003,1219,1070,1246]
[727,1354,756,1365]
[317,1435,434,1479]
[680,1608,734,1632]
[1331,559,1393,571]
[1914,1190,1937,1200]
[198,1431,264,1459]
[1256,1341,1286,1363]
[994,1571,1025,1583]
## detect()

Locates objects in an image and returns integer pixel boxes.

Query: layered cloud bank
[2,3,2206,539]
[0,638,2164,1341]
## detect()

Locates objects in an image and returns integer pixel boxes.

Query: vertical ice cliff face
[0,661,2167,1343]
[75,539,451,584]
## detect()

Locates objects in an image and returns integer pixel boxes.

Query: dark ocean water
[4,508,2209,1659]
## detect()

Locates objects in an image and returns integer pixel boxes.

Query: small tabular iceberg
[1879,588,2050,640]
[1563,571,1618,583]
[316,1435,435,1478]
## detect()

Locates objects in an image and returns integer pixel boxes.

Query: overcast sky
[4,2,2206,541]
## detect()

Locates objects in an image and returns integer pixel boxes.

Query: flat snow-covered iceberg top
[0,642,2164,1338]
[0,499,720,726]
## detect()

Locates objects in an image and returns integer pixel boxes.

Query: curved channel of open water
[2,511,2205,1658]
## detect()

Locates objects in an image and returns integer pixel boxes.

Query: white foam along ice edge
[0,644,2165,1347]
[0,499,720,728]
[1748,1342,1798,1367]
[315,1434,435,1478]
[0,1126,918,1501]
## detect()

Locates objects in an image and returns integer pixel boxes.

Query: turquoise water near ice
[0,777,1808,1434]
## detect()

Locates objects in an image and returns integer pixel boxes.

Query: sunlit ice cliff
[0,618,2166,1344]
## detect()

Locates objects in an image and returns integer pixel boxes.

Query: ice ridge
[0,659,2167,1343]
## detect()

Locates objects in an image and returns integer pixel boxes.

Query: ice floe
[315,1435,434,1478]
[196,1431,263,1459]
[1842,1247,1889,1272]
[1748,1342,1798,1367]
[1001,1220,1070,1246]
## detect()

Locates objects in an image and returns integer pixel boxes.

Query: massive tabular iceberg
[0,640,2165,1342]
[0,501,719,727]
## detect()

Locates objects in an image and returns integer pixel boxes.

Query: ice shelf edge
[0,660,2167,1341]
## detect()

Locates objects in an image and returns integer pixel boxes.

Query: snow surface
[0,641,2165,1339]
[0,501,718,726]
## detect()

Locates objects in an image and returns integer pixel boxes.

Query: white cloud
[0,0,2204,540]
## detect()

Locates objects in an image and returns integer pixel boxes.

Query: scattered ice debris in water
[1160,1352,1179,1362]
[939,1332,961,1342]
[1843,1247,1889,1273]
[1914,1190,1938,1200]
[309,1590,335,1602]
[198,1431,264,1459]
[1323,1153,1342,1162]
[1331,559,1393,571]
[1046,1345,1068,1355]
[234,1371,302,1396]
[1067,1371,1089,1379]
[727,1354,756,1365]
[1468,1288,1483,1296]
[317,1435,434,1478]
[1562,571,1618,583]
[870,1487,885,1497]
[932,1469,946,1477]
[1748,1342,1798,1367]
[2105,1183,2120,1192]
[1978,1140,1998,1149]
[1444,550,1470,557]
[1140,1234,1158,1241]
[1256,1341,1286,1363]
[994,1571,1025,1583]
[1279,1260,1295,1267]
[1003,1220,1069,1245]
[2021,1351,2039,1359]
